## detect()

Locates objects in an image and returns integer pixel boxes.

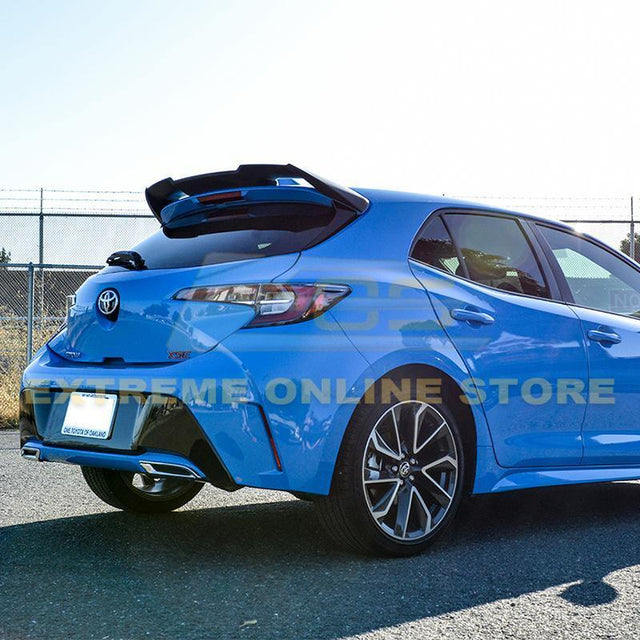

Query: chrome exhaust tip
[21,446,41,461]
[139,461,202,480]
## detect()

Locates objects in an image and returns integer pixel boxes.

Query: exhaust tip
[21,446,41,461]
[139,461,202,480]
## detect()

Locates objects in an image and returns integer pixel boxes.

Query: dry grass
[0,322,26,428]
[0,320,60,429]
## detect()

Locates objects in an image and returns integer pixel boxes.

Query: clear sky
[3,0,640,198]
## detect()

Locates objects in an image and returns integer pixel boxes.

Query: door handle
[587,329,622,344]
[450,308,495,325]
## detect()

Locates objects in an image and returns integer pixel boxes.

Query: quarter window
[410,216,461,275]
[538,225,640,316]
[444,214,549,298]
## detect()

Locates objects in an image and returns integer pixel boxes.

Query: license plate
[61,392,118,440]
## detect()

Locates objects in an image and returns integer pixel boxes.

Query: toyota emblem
[97,288,120,317]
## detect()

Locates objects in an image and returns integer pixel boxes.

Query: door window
[538,225,640,316]
[444,214,549,298]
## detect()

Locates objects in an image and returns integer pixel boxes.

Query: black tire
[315,375,466,556]
[81,466,203,514]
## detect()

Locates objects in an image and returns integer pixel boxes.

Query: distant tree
[620,232,640,260]
[0,247,10,264]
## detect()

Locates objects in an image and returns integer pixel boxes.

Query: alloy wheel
[362,400,459,541]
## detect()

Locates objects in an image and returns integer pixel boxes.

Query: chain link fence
[0,188,638,427]
[0,263,101,426]
[0,188,154,264]
[0,188,153,426]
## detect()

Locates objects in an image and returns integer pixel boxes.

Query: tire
[315,375,466,556]
[81,466,203,514]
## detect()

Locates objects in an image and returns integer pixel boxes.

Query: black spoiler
[144,164,369,222]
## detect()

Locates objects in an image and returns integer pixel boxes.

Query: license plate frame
[61,392,118,440]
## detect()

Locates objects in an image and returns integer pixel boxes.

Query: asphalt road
[1,430,640,640]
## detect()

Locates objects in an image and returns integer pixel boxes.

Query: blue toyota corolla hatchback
[20,165,640,555]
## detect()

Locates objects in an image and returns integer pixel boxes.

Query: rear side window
[112,203,354,270]
[444,214,549,298]
[538,225,640,316]
[410,216,461,275]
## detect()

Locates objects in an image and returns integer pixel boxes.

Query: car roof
[356,188,575,232]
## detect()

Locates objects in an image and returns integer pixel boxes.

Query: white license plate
[61,392,118,440]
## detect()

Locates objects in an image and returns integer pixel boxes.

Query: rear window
[110,203,354,270]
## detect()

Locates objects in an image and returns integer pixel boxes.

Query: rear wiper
[106,251,147,270]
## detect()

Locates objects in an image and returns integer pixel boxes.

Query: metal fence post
[26,262,34,363]
[39,188,44,264]
[630,196,635,261]
[38,188,45,327]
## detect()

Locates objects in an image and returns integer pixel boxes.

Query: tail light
[173,283,351,327]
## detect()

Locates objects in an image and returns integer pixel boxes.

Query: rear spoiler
[145,164,369,222]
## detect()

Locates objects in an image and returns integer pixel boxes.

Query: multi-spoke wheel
[81,466,203,513]
[316,379,465,556]
[363,401,458,541]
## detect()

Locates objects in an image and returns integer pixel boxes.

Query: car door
[535,223,640,465]
[410,211,589,468]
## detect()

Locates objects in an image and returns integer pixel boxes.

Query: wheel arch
[329,362,480,496]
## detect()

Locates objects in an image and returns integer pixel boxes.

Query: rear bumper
[22,311,372,495]
[20,441,207,481]
[21,343,286,491]
[19,387,239,490]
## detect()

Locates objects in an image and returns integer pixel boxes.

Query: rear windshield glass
[108,203,354,270]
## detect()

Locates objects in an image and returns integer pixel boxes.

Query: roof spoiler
[145,164,369,222]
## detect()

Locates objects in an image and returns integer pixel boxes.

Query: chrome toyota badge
[97,288,119,317]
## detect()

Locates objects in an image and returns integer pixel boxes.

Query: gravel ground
[1,430,639,640]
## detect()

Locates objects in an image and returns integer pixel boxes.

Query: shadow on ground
[1,482,639,639]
